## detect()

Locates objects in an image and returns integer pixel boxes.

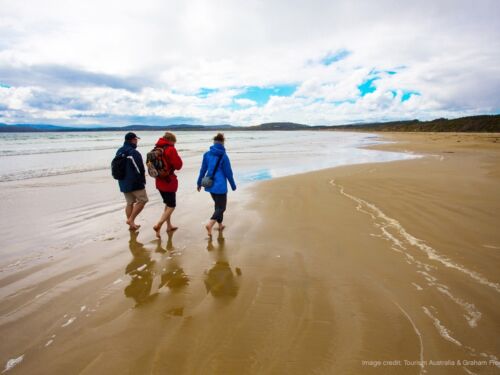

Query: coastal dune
[0,133,499,374]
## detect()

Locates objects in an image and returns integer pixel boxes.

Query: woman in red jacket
[153,132,183,238]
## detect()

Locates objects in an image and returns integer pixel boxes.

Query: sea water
[0,131,416,183]
[0,130,418,264]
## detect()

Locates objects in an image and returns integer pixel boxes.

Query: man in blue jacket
[197,133,237,237]
[116,132,148,230]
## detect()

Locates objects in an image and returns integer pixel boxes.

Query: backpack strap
[211,155,223,177]
[161,145,173,175]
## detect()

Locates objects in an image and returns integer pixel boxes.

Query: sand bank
[1,132,499,374]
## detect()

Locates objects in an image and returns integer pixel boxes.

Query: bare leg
[205,219,216,237]
[217,223,225,231]
[127,202,145,230]
[153,222,162,238]
[125,204,133,222]
[154,206,177,238]
[165,207,178,232]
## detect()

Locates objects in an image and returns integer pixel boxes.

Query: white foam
[45,339,54,347]
[80,305,86,312]
[412,282,423,291]
[61,317,76,327]
[482,244,500,250]
[136,264,147,272]
[435,287,481,328]
[393,302,425,374]
[462,367,477,375]
[417,270,437,284]
[330,179,500,294]
[35,291,48,299]
[112,278,122,285]
[2,355,24,373]
[422,306,461,346]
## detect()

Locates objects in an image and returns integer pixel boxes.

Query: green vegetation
[328,115,500,132]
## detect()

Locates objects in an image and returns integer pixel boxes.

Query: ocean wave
[0,166,110,182]
[0,144,156,157]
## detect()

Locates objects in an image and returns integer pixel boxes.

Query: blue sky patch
[321,49,350,66]
[402,90,420,101]
[197,87,218,97]
[234,85,297,106]
[390,90,421,101]
[371,69,397,76]
[0,82,11,88]
[358,77,380,96]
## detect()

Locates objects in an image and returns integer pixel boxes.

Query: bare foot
[127,219,140,231]
[166,226,178,233]
[205,224,212,237]
[217,224,226,231]
[153,224,162,238]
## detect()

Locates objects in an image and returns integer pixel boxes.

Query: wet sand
[1,133,499,374]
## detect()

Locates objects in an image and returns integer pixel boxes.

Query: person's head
[163,131,177,144]
[213,133,225,144]
[125,132,140,145]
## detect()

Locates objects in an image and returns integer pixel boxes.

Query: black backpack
[111,152,128,180]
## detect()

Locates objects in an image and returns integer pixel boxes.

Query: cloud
[0,64,147,91]
[0,0,499,125]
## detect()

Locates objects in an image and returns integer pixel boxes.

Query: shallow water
[0,131,416,183]
[0,131,417,265]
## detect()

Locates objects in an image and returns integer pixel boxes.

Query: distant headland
[0,114,498,133]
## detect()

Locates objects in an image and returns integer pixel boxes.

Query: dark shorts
[159,191,176,208]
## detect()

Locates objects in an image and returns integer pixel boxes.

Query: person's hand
[197,186,201,192]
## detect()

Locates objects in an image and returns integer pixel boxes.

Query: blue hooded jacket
[197,143,236,194]
[116,141,146,193]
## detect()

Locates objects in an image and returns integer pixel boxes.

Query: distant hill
[327,115,500,132]
[0,115,499,132]
[245,122,313,130]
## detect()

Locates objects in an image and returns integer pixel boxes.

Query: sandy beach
[1,132,499,374]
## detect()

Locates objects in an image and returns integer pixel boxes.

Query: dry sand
[1,132,499,374]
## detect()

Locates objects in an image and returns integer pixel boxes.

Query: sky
[0,0,499,126]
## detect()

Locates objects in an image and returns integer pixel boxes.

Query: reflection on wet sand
[124,231,156,306]
[204,233,241,298]
[158,232,189,291]
[124,230,190,308]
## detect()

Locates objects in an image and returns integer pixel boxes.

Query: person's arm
[167,147,183,171]
[222,155,237,191]
[197,154,208,188]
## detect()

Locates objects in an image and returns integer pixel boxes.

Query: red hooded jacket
[154,138,183,192]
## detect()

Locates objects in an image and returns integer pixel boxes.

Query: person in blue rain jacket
[197,133,237,237]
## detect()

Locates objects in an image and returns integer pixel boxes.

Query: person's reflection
[204,232,240,298]
[124,231,156,306]
[158,231,189,291]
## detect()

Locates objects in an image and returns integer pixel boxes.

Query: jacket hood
[209,143,226,156]
[155,138,174,147]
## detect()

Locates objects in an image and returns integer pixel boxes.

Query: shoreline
[1,132,499,374]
